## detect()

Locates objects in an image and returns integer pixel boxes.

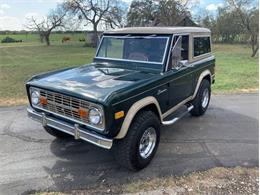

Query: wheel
[113,110,160,171]
[44,126,72,138]
[190,79,211,116]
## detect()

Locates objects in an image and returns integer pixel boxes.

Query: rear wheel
[190,79,211,116]
[113,110,160,171]
[44,126,72,138]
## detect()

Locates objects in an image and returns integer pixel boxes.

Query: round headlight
[89,108,102,125]
[31,90,40,105]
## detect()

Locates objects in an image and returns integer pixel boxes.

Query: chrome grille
[39,89,93,125]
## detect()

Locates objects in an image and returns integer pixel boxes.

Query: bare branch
[63,0,124,46]
[25,6,67,46]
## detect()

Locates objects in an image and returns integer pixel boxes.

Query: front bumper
[27,107,113,149]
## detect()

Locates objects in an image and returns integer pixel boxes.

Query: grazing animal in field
[79,38,85,42]
[62,36,71,43]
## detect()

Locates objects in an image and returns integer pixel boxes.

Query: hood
[29,63,156,103]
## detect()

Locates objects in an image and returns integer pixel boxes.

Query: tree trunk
[45,33,50,46]
[39,34,44,43]
[250,35,259,57]
[251,44,259,57]
[93,24,98,48]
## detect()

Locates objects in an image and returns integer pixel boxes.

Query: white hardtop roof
[104,27,211,35]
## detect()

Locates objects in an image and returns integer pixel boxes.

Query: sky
[0,0,225,31]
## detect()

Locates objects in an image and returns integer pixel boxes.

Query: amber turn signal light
[40,96,48,105]
[78,107,88,118]
[115,111,124,119]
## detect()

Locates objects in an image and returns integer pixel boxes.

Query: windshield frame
[94,35,170,65]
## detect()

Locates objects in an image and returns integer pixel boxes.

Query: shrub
[1,36,22,43]
[79,38,86,42]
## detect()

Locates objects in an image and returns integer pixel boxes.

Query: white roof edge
[104,27,211,34]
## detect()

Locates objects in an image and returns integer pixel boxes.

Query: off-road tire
[190,79,211,116]
[113,110,160,171]
[44,126,72,138]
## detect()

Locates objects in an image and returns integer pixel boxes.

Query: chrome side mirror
[179,60,189,67]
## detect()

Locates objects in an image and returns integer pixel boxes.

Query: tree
[226,0,259,57]
[103,1,127,29]
[26,7,67,46]
[127,0,192,27]
[198,12,220,42]
[155,0,191,26]
[215,7,244,43]
[127,0,157,27]
[64,0,125,46]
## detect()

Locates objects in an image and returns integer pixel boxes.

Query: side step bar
[162,105,194,126]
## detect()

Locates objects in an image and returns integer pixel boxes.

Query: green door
[166,35,194,108]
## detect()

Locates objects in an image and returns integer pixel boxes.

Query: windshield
[96,36,169,64]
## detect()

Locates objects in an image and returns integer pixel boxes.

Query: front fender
[115,96,162,139]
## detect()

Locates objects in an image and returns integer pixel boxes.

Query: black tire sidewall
[133,116,160,169]
[190,79,211,116]
[199,80,211,113]
[113,111,161,171]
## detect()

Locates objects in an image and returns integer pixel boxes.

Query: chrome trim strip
[189,55,215,67]
[164,34,175,72]
[27,107,113,149]
[95,56,164,65]
[33,105,105,132]
[95,35,169,65]
[95,35,104,57]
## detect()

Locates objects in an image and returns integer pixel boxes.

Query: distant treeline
[0,31,92,35]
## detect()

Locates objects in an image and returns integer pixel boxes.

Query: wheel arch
[192,69,212,100]
[115,96,162,139]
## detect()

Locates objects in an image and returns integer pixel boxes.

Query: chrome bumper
[27,107,113,149]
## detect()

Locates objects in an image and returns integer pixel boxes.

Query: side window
[193,36,211,57]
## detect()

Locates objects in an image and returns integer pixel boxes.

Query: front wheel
[190,79,211,116]
[113,110,160,171]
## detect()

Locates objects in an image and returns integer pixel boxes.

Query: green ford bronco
[27,27,215,170]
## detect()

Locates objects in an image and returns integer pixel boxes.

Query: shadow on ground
[42,105,258,193]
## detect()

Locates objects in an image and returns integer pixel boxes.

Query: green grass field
[0,34,258,105]
[213,44,258,93]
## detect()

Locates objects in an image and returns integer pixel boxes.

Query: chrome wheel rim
[139,127,157,159]
[202,88,209,108]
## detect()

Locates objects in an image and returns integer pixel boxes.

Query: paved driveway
[0,94,258,194]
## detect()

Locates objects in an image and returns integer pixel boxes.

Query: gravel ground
[36,167,259,195]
